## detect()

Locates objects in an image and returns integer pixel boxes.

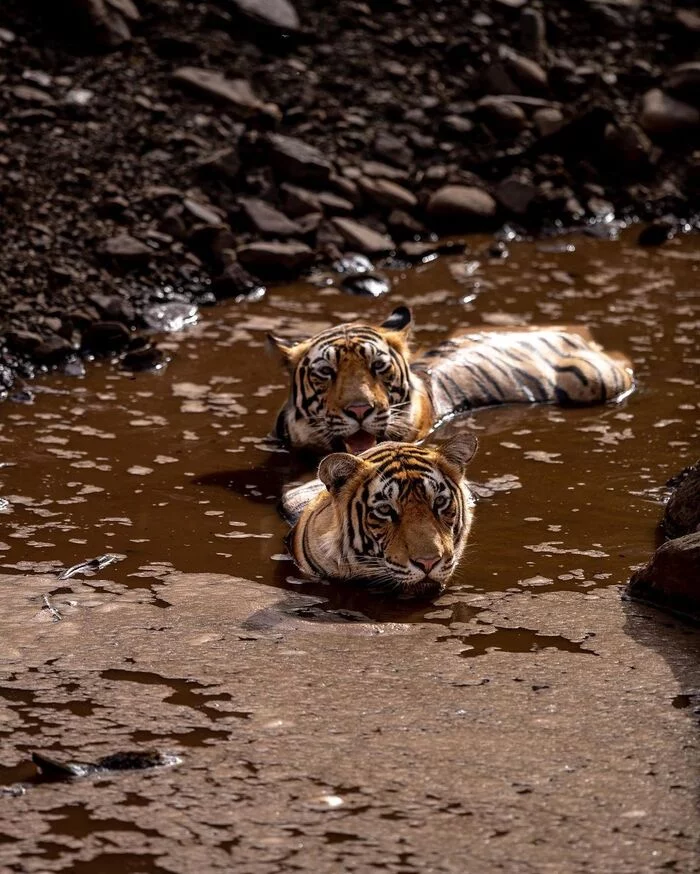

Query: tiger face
[289,435,478,596]
[268,307,431,454]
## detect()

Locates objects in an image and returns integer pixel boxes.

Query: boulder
[663,462,700,539]
[628,532,700,622]
[236,241,314,277]
[664,63,700,108]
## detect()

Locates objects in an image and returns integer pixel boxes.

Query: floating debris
[58,553,126,581]
[31,750,180,781]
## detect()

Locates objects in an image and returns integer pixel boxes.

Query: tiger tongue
[344,431,377,455]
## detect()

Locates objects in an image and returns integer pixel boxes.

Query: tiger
[268,306,634,454]
[283,434,478,597]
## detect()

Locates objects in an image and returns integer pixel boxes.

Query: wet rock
[427,185,497,226]
[331,218,395,255]
[495,177,537,216]
[340,272,391,298]
[98,234,152,265]
[664,63,700,108]
[386,209,426,240]
[267,133,332,186]
[332,253,373,274]
[33,336,74,366]
[398,241,439,263]
[477,96,528,136]
[173,68,278,119]
[357,177,417,211]
[604,122,652,173]
[81,321,131,355]
[239,197,301,236]
[639,89,700,137]
[663,463,700,539]
[211,262,266,300]
[637,218,676,247]
[227,0,300,32]
[121,345,170,372]
[237,241,314,277]
[628,532,700,622]
[488,240,510,259]
[143,302,198,332]
[372,131,413,169]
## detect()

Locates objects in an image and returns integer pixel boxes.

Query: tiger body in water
[284,435,478,597]
[269,306,634,455]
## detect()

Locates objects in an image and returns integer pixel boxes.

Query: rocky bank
[0,0,699,394]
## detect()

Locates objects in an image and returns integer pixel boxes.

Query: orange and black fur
[269,306,634,454]
[284,434,478,597]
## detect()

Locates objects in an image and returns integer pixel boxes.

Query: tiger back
[286,434,477,597]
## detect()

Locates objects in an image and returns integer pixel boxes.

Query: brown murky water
[1,229,699,872]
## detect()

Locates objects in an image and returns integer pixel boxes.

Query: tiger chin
[285,435,478,598]
[267,306,432,455]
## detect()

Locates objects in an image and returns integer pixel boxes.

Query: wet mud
[1,230,699,872]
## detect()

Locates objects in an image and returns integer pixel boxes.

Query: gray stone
[239,198,301,236]
[639,88,700,137]
[357,177,417,211]
[331,218,395,255]
[267,133,332,186]
[228,0,300,31]
[173,68,278,118]
[237,241,314,276]
[427,185,497,224]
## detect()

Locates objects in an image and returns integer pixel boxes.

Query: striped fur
[270,308,634,453]
[286,435,477,597]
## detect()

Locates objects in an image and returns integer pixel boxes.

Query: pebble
[239,198,301,236]
[639,89,700,136]
[81,321,131,355]
[427,185,498,224]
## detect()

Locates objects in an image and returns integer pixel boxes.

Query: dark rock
[664,63,700,108]
[316,191,355,216]
[520,8,547,60]
[236,241,314,277]
[372,132,414,169]
[331,218,395,255]
[502,50,548,94]
[33,336,74,366]
[482,62,520,96]
[533,107,564,136]
[427,185,498,226]
[440,115,475,137]
[211,262,267,300]
[70,0,133,49]
[89,293,135,324]
[675,8,700,33]
[266,133,332,186]
[183,198,224,226]
[227,0,300,32]
[386,209,426,240]
[664,462,700,539]
[340,272,391,298]
[360,161,410,181]
[81,321,131,355]
[98,234,152,264]
[477,97,528,136]
[637,218,676,247]
[628,532,700,622]
[197,148,241,182]
[639,89,700,137]
[487,240,510,259]
[239,198,301,236]
[280,184,321,217]
[295,212,323,235]
[121,345,170,372]
[495,177,537,216]
[603,123,653,173]
[5,330,43,355]
[357,177,417,211]
[173,68,278,118]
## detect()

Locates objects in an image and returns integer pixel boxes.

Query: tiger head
[289,435,478,596]
[268,306,431,455]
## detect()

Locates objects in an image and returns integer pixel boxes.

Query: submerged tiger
[283,434,478,596]
[268,306,634,454]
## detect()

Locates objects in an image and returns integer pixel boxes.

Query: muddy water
[1,231,697,618]
[1,230,699,872]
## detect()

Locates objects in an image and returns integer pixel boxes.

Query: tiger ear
[381,305,412,334]
[318,453,366,495]
[266,333,295,370]
[437,433,478,474]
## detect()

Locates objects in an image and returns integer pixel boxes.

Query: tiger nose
[412,556,439,574]
[344,402,373,421]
